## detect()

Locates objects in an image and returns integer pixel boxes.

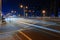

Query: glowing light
[20,5,23,8]
[25,6,28,9]
[29,10,31,12]
[11,11,14,13]
[42,10,46,14]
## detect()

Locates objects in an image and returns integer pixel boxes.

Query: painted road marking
[15,34,22,40]
[18,31,32,40]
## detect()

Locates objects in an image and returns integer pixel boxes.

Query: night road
[1,0,60,40]
[0,17,60,40]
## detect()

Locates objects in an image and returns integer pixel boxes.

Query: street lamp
[20,5,23,8]
[42,10,46,17]
[20,5,28,17]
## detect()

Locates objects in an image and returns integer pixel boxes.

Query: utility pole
[54,0,58,17]
[50,0,58,17]
[50,0,53,17]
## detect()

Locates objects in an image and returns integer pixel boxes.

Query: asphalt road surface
[0,17,60,40]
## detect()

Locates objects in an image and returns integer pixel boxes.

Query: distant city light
[18,14,21,16]
[11,10,16,13]
[26,13,28,17]
[25,6,28,9]
[11,11,14,13]
[14,11,16,13]
[29,10,31,12]
[32,10,35,12]
[25,10,28,12]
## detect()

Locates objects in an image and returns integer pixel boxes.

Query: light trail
[16,21,60,33]
[5,18,60,33]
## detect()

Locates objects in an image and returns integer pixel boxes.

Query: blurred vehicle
[2,16,6,23]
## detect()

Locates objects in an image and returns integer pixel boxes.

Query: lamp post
[20,5,28,17]
[42,10,46,17]
[20,5,23,8]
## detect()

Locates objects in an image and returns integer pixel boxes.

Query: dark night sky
[2,0,60,15]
